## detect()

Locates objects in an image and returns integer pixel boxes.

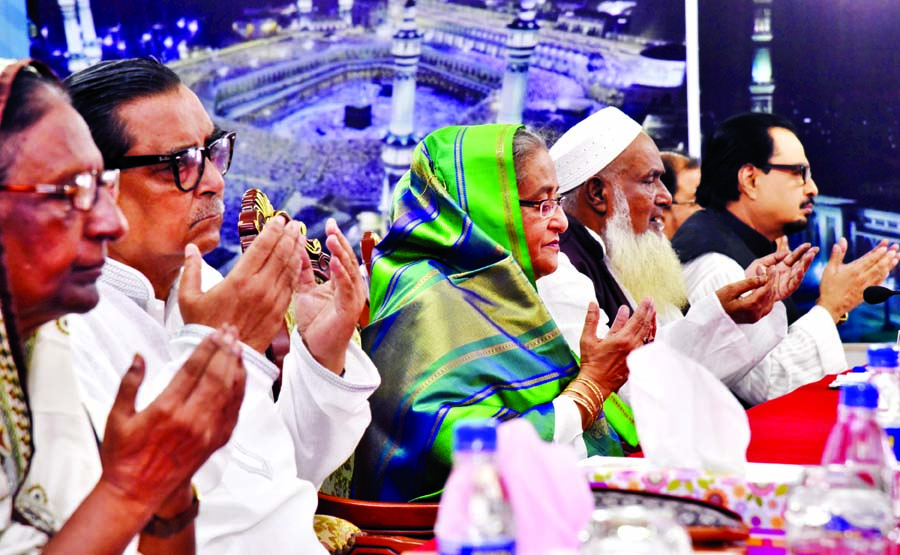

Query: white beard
[603,187,689,313]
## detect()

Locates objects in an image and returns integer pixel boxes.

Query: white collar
[99,258,157,311]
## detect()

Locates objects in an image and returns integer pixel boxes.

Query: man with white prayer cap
[537,107,816,410]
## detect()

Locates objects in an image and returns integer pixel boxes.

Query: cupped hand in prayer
[577,298,656,398]
[745,242,818,304]
[179,217,304,353]
[100,325,246,519]
[293,218,368,375]
[817,238,900,323]
[717,272,778,324]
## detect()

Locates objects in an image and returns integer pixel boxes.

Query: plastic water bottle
[869,345,900,460]
[786,383,895,554]
[435,420,515,555]
[822,383,894,488]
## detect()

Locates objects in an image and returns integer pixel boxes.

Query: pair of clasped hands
[571,242,827,403]
[96,216,366,543]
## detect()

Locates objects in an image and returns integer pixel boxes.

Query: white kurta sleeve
[537,253,612,357]
[276,333,380,488]
[656,291,786,386]
[551,396,588,458]
[537,253,612,458]
[682,253,846,405]
[0,522,45,555]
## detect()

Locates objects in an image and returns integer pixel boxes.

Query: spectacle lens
[176,132,235,191]
[175,148,204,192]
[539,197,563,219]
[72,169,120,211]
[209,133,235,176]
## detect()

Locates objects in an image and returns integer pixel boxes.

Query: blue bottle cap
[840,382,879,409]
[867,345,899,368]
[454,420,498,452]
[824,515,852,533]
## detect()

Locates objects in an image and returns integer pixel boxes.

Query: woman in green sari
[354,124,655,501]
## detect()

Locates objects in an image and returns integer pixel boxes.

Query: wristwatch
[142,484,200,538]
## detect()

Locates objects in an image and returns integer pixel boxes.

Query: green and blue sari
[354,124,622,502]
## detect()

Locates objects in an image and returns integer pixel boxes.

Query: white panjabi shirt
[69,257,380,554]
[537,226,788,406]
[0,321,140,554]
[682,252,845,405]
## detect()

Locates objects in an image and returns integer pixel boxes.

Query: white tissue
[627,342,749,474]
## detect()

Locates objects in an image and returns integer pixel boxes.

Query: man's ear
[737,164,758,200]
[584,176,609,214]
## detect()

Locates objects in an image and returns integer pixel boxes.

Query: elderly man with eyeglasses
[0,57,248,555]
[63,58,380,554]
[671,112,900,406]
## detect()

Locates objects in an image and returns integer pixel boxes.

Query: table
[409,377,842,554]
[744,375,838,465]
[407,532,786,554]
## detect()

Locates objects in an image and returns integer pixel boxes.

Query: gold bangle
[564,386,597,414]
[562,392,597,429]
[573,377,606,408]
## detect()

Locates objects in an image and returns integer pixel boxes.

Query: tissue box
[582,457,804,531]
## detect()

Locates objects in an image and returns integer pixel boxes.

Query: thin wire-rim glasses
[519,195,565,219]
[0,168,119,211]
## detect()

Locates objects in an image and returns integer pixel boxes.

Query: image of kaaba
[15,0,900,340]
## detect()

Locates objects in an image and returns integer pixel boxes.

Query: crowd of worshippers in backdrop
[0,55,897,553]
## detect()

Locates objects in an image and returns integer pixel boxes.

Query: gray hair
[512,127,548,183]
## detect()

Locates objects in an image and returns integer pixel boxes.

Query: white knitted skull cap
[549,106,643,194]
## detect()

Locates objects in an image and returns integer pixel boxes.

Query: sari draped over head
[354,124,622,502]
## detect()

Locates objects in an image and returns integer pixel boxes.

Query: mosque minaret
[297,0,313,30]
[57,0,88,72]
[749,0,775,113]
[497,0,539,124]
[339,0,354,27]
[76,0,101,65]
[380,0,422,215]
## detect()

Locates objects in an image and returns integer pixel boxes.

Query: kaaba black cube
[344,104,372,130]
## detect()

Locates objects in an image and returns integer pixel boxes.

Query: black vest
[558,213,632,324]
[672,208,802,324]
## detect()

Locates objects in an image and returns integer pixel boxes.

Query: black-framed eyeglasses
[519,195,565,219]
[0,169,119,211]
[760,163,812,185]
[111,130,236,192]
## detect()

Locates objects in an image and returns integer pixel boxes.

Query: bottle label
[884,426,900,461]
[438,538,515,555]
